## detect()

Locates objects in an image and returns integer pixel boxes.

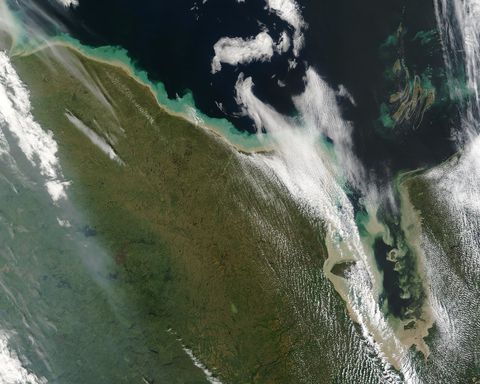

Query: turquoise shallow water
[48,35,269,153]
[5,1,269,153]
[2,1,480,382]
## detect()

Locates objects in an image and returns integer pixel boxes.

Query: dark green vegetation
[404,165,480,382]
[405,168,466,280]
[11,45,386,383]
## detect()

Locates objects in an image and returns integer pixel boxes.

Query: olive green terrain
[405,168,470,280]
[404,166,480,381]
[11,45,379,383]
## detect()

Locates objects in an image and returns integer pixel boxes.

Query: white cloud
[65,111,123,164]
[234,72,414,372]
[55,0,79,7]
[210,0,305,73]
[212,32,275,73]
[266,0,304,31]
[182,346,223,384]
[276,31,290,53]
[235,68,361,186]
[0,51,68,202]
[265,0,306,56]
[337,84,356,106]
[56,217,72,227]
[211,31,291,73]
[0,331,47,384]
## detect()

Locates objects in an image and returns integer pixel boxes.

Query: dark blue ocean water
[18,0,461,180]
[4,2,480,383]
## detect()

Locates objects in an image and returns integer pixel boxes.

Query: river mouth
[1,0,480,383]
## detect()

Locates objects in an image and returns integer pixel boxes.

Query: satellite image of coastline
[0,0,479,383]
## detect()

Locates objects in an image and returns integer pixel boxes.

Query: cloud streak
[65,111,124,164]
[234,71,419,379]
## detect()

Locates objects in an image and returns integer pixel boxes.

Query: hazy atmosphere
[0,0,479,383]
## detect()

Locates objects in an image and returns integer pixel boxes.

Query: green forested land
[12,45,363,383]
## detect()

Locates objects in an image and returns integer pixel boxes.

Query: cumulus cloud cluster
[210,0,307,74]
[0,51,69,202]
[265,0,306,56]
[0,331,47,384]
[211,31,290,73]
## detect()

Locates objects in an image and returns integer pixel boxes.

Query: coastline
[23,36,439,374]
[396,178,435,357]
[322,173,437,370]
[8,46,362,382]
[14,37,273,155]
